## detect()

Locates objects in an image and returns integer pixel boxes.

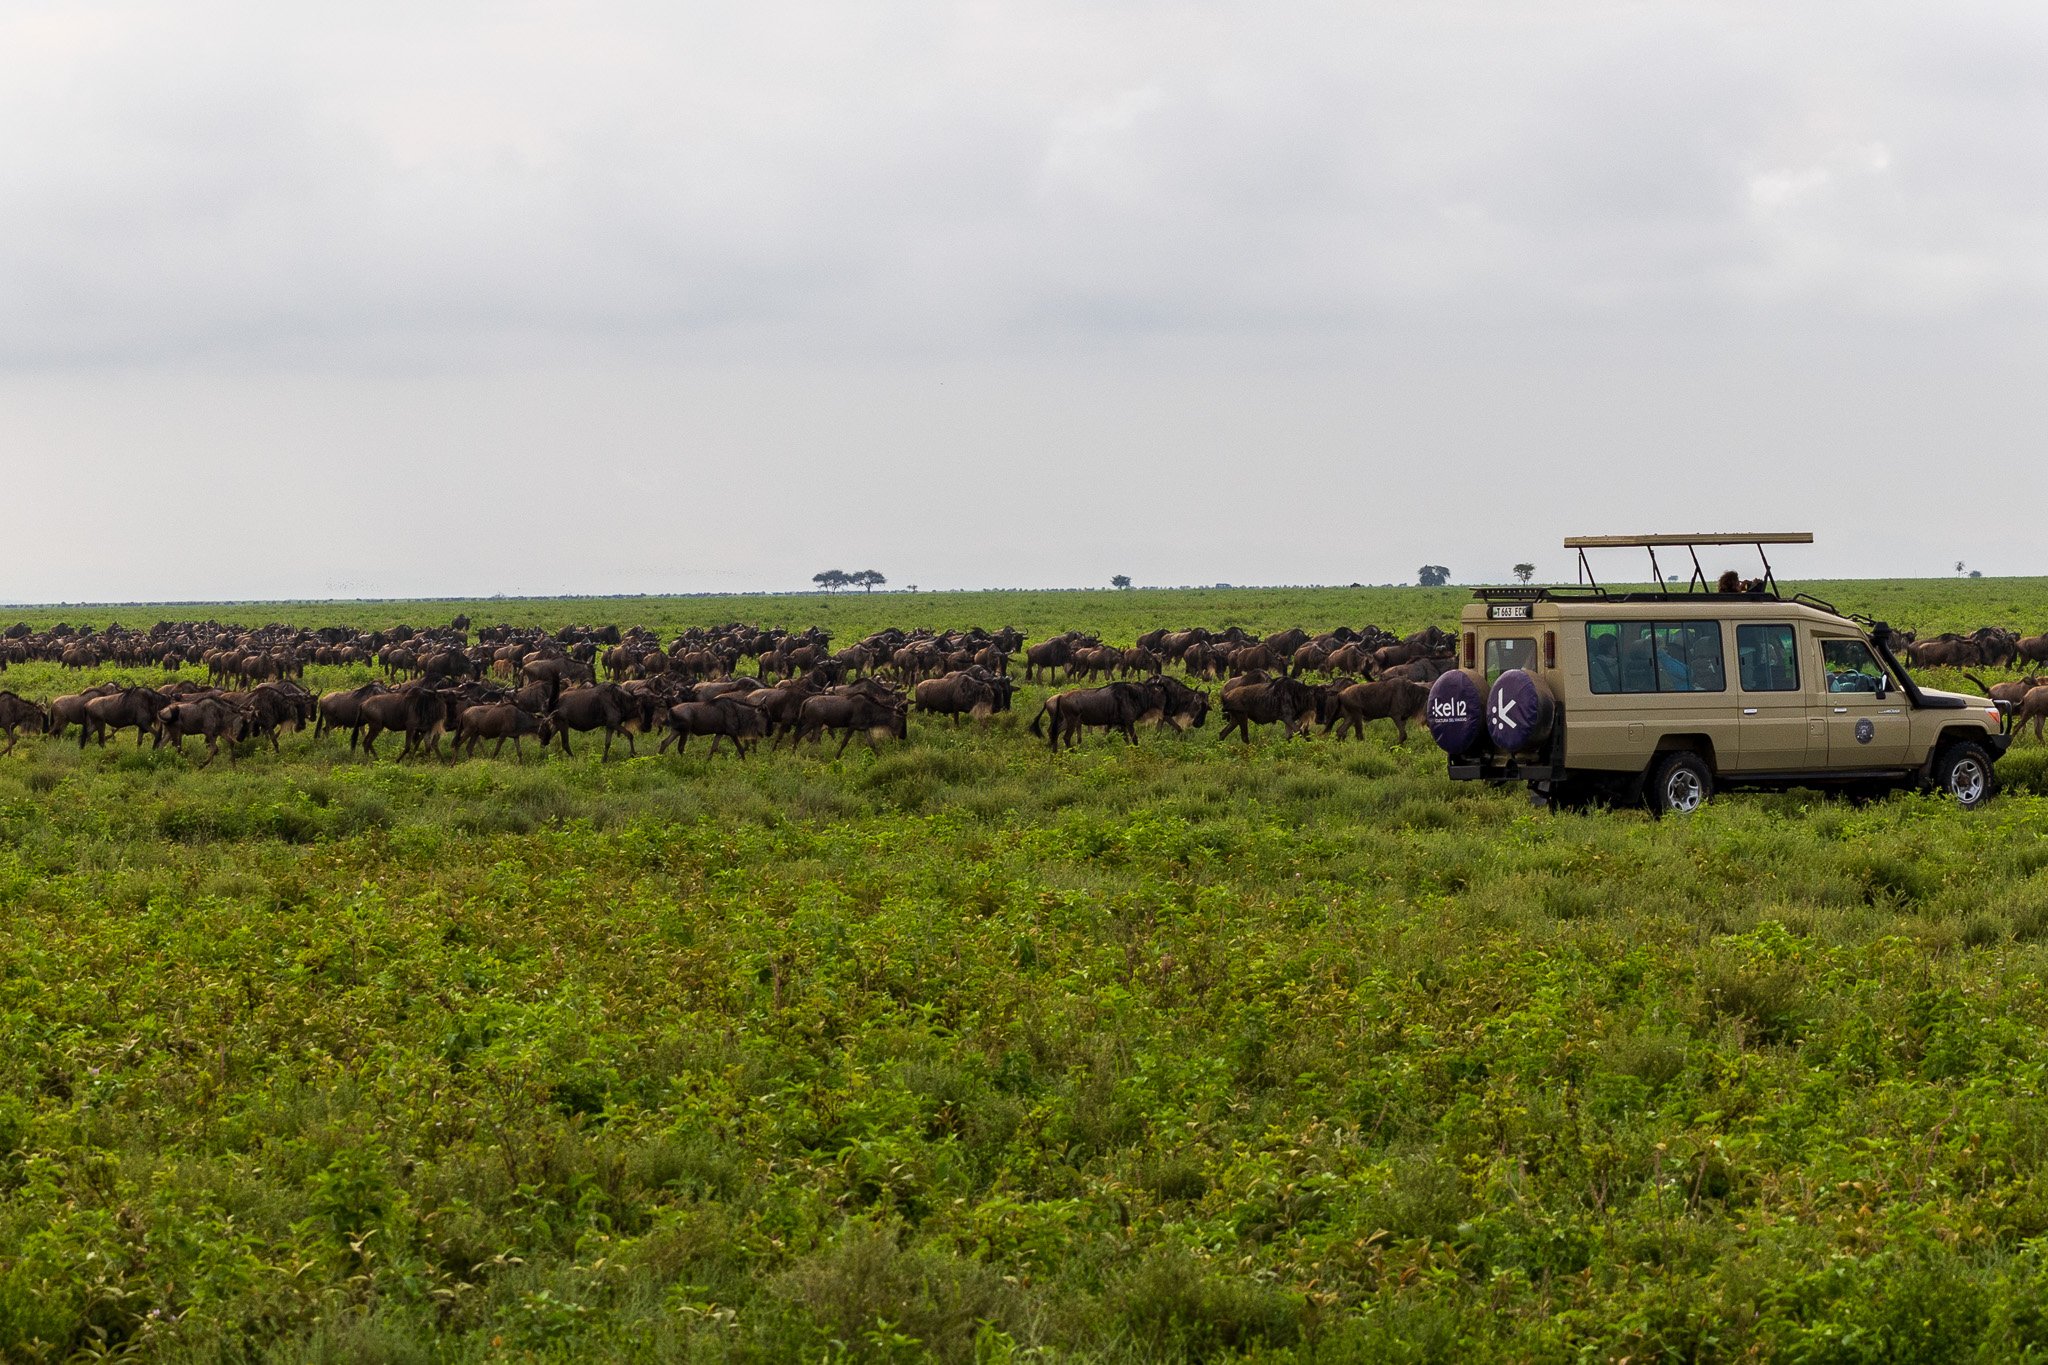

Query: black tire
[1932,741,1996,809]
[1644,751,1712,817]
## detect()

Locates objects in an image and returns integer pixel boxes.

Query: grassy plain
[6,580,2048,1361]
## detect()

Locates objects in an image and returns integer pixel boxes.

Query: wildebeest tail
[1962,673,1992,697]
[1028,700,1050,736]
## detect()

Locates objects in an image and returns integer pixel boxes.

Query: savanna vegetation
[7,580,2048,1361]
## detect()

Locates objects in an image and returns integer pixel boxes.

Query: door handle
[1834,707,1849,714]
[1742,708,1758,716]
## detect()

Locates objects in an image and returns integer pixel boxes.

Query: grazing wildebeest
[0,691,47,754]
[1323,679,1429,742]
[1218,675,1318,743]
[660,696,772,757]
[1024,636,1073,682]
[81,687,169,748]
[791,688,908,756]
[456,703,555,759]
[155,697,252,766]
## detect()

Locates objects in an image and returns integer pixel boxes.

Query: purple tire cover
[1426,669,1487,754]
[1486,669,1555,752]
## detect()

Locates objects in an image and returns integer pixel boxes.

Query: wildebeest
[358,687,450,759]
[1029,679,1181,749]
[790,687,908,756]
[155,697,252,766]
[548,684,659,759]
[0,691,47,754]
[1322,679,1429,742]
[913,671,1001,724]
[316,682,388,750]
[660,696,772,757]
[1218,674,1318,743]
[455,703,555,759]
[81,687,169,748]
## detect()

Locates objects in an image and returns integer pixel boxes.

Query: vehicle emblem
[1855,717,1874,744]
[1490,695,1518,731]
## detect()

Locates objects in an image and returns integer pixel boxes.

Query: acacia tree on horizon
[812,569,850,593]
[855,570,886,593]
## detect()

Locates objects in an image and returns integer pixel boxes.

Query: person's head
[1717,570,1741,592]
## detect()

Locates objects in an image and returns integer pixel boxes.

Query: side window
[1617,622,1658,693]
[1485,636,1536,682]
[1586,623,1620,694]
[1586,620,1726,693]
[1737,624,1800,692]
[1821,639,1889,694]
[1654,622,1725,693]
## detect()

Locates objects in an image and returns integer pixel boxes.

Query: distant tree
[1957,560,1967,575]
[1970,569,1983,578]
[812,569,850,593]
[1111,574,1133,590]
[1512,563,1535,584]
[854,570,886,593]
[1418,565,1450,587]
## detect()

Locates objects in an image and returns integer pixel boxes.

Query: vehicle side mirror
[1876,674,1890,700]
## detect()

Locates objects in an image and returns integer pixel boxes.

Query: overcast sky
[4,1,2046,603]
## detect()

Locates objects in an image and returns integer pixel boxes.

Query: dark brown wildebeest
[1323,642,1377,677]
[913,671,998,725]
[660,696,772,757]
[1071,645,1124,681]
[81,687,169,748]
[1264,627,1310,656]
[1029,679,1177,749]
[791,688,908,756]
[1024,636,1073,683]
[1323,679,1429,742]
[47,683,123,743]
[1227,644,1279,675]
[548,684,654,758]
[456,703,555,759]
[155,697,252,766]
[1218,674,1318,743]
[358,687,449,759]
[1289,643,1328,676]
[1118,646,1161,677]
[1134,674,1208,731]
[2015,637,2048,667]
[316,682,388,749]
[0,691,46,753]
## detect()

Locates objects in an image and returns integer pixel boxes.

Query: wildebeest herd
[0,619,1464,765]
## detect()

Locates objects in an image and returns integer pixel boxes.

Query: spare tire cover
[1426,669,1487,754]
[1487,669,1556,752]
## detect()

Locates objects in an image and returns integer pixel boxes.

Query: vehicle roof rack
[1564,532,1812,598]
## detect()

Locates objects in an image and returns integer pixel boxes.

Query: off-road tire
[1644,751,1712,817]
[1932,741,1996,810]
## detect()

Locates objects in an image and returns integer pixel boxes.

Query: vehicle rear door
[1817,636,1912,766]
[1733,622,1815,771]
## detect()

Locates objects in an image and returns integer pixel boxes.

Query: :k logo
[1491,695,1518,730]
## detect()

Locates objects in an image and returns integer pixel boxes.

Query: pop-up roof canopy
[1565,532,1813,597]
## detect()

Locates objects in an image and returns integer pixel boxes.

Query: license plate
[1488,604,1532,620]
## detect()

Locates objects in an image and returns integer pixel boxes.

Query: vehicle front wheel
[1644,751,1712,817]
[1933,741,1996,809]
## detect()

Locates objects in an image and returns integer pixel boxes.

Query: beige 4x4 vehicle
[1425,534,2009,814]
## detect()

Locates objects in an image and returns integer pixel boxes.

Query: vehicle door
[1817,636,1911,765]
[1732,622,1814,771]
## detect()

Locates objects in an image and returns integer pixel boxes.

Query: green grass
[6,581,2048,1361]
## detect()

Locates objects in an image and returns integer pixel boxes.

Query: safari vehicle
[1425,533,2009,814]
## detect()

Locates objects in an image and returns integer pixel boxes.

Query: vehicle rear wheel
[1933,741,1996,809]
[1644,751,1712,817]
